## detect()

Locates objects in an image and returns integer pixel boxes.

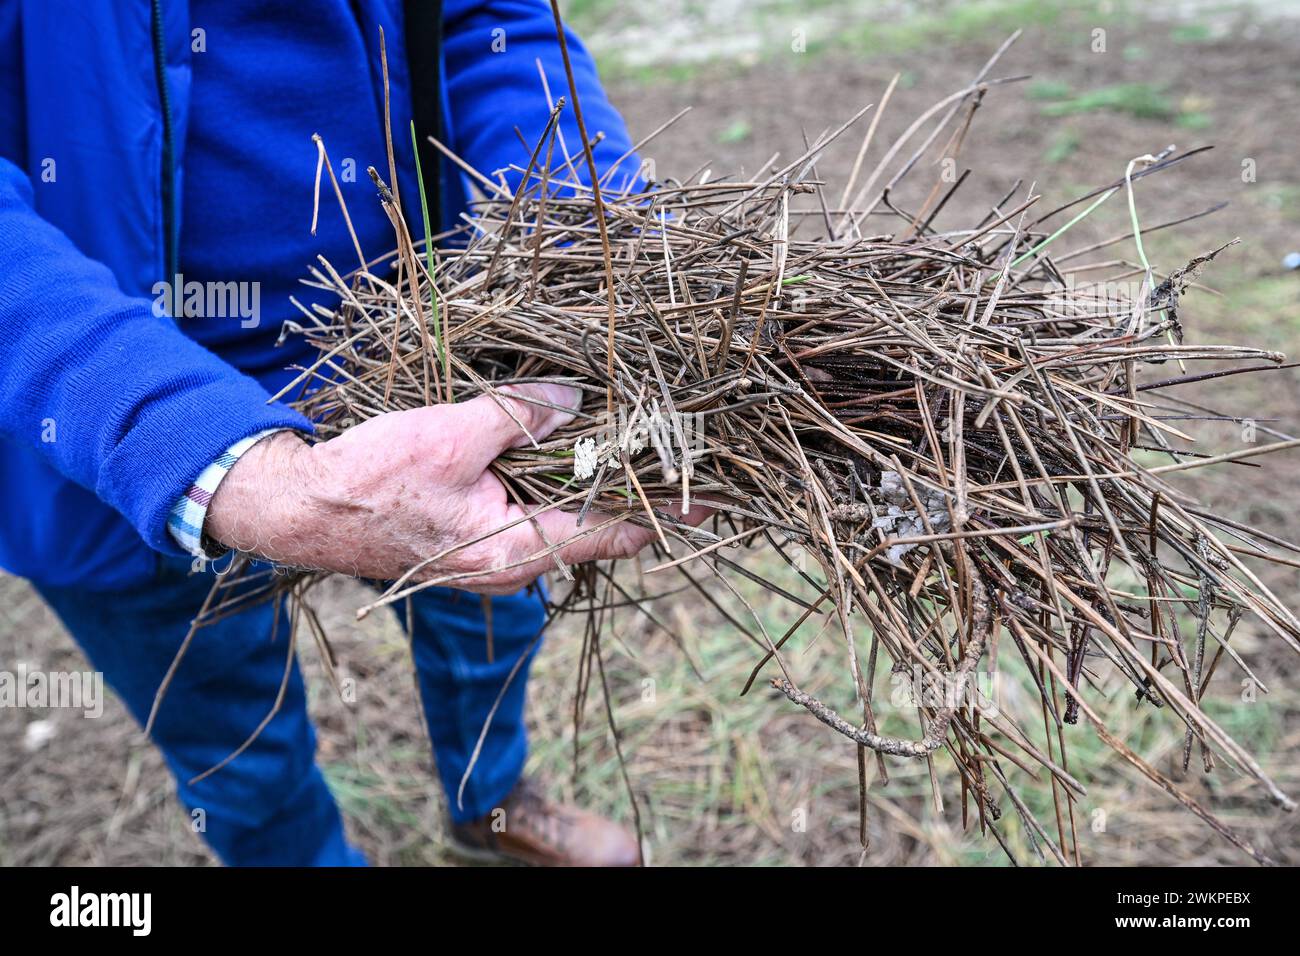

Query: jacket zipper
[150,0,178,299]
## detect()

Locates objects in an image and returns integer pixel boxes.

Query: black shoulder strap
[403,0,445,235]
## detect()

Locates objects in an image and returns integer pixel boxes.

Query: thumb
[451,382,582,472]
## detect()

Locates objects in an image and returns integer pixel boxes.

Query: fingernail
[537,383,582,412]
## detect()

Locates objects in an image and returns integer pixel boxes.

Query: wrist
[204,430,319,562]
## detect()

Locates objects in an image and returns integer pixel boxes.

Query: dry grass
[193,27,1300,864]
[4,2,1300,868]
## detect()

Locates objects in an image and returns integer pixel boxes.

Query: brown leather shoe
[446,778,641,867]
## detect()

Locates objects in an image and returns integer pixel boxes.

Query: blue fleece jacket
[0,0,637,589]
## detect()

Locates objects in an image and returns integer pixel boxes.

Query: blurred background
[3,0,1298,865]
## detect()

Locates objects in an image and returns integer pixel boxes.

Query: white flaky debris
[874,470,952,567]
[574,411,657,481]
[573,437,599,481]
[574,405,691,482]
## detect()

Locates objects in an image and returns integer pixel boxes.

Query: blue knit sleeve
[0,157,313,557]
[443,0,642,195]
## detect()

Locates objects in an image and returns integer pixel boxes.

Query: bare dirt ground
[3,1,1299,866]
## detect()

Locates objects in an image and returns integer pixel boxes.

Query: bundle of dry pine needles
[176,29,1300,864]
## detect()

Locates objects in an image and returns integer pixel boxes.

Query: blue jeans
[33,555,547,866]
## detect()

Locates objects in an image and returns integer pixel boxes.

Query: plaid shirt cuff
[167,428,287,558]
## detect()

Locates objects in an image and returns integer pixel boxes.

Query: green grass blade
[1010,186,1117,269]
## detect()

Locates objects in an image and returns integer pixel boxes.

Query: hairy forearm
[205,430,323,565]
[207,426,438,578]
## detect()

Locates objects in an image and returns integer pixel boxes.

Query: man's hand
[205,384,680,594]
